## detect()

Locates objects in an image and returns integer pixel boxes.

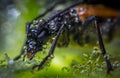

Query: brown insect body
[75,4,119,22]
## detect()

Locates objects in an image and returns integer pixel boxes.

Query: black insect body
[26,9,80,60]
[14,0,120,74]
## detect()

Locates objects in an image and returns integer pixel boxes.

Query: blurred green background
[0,0,120,78]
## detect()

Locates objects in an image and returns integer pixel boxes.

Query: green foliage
[71,47,104,75]
[0,45,120,78]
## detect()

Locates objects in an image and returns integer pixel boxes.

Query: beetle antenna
[42,0,84,26]
[33,0,65,21]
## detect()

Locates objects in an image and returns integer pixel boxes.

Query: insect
[14,0,120,74]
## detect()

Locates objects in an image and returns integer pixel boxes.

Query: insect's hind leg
[94,19,113,74]
[82,16,113,74]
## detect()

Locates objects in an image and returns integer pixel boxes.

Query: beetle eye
[27,28,38,38]
[28,41,36,48]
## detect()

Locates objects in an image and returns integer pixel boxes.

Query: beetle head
[24,20,50,60]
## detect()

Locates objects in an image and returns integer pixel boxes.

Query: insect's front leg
[31,24,65,72]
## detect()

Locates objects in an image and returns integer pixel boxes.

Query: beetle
[14,0,120,74]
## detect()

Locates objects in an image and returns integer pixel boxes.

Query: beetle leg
[31,24,65,72]
[94,19,113,74]
[81,16,113,73]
